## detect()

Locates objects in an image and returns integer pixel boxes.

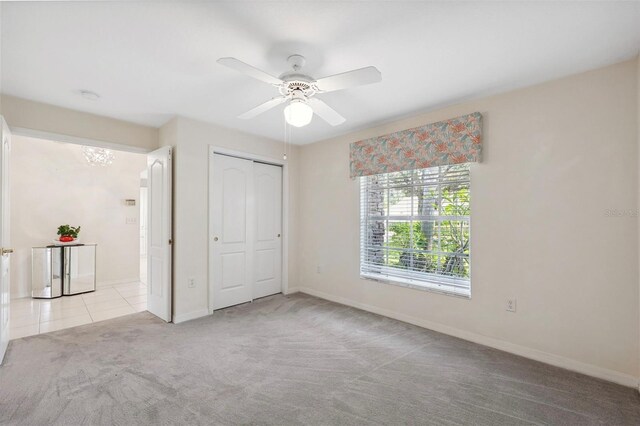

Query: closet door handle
[213,236,219,242]
[277,234,281,238]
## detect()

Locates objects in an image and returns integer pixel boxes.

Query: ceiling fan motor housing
[278,55,318,99]
[279,79,316,99]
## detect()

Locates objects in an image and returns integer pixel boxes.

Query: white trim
[284,287,300,295]
[0,340,7,366]
[10,292,29,300]
[173,308,210,324]
[10,127,151,154]
[207,146,290,314]
[360,273,471,298]
[96,278,141,288]
[297,286,639,388]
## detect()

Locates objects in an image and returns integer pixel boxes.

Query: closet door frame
[207,146,290,313]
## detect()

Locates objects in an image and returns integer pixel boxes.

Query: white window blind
[360,163,471,296]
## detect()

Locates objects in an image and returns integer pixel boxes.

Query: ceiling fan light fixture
[218,55,381,127]
[284,100,313,127]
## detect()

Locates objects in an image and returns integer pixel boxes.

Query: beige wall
[1,95,158,152]
[297,59,639,386]
[10,135,147,298]
[160,117,299,322]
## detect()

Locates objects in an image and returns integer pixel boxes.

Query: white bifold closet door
[253,162,283,299]
[211,154,282,310]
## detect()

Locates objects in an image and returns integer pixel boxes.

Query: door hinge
[169,239,173,245]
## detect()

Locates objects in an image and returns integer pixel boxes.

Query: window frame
[359,164,472,298]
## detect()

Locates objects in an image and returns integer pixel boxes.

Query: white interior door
[147,146,172,322]
[253,163,282,299]
[0,118,12,363]
[211,154,254,310]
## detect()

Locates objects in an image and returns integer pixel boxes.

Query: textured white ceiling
[2,1,639,144]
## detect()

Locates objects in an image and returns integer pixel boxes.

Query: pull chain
[283,117,290,160]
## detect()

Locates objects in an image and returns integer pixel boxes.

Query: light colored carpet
[0,293,638,425]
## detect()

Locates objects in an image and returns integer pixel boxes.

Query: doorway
[1,131,173,349]
[7,135,148,340]
[209,152,284,311]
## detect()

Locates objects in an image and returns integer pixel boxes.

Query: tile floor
[9,281,147,340]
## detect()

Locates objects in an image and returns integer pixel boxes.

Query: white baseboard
[11,292,29,300]
[97,278,141,288]
[0,339,8,365]
[173,308,210,324]
[284,287,300,295]
[297,286,638,389]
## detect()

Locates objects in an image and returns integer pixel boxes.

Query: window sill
[360,273,471,299]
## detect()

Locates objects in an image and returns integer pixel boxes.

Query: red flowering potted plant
[57,225,81,243]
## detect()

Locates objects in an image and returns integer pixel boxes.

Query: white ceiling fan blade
[314,66,382,93]
[217,57,283,86]
[238,97,288,119]
[308,98,346,126]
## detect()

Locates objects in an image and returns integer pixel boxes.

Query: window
[360,163,471,297]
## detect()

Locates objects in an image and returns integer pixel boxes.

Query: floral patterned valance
[350,112,482,178]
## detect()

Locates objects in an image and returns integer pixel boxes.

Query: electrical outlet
[188,278,196,288]
[317,264,324,274]
[126,217,137,225]
[506,298,517,312]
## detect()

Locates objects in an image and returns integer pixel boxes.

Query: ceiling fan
[217,54,382,128]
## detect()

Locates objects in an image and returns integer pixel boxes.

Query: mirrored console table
[32,244,97,299]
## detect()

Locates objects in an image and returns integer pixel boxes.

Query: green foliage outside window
[384,166,470,279]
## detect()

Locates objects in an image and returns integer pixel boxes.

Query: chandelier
[82,146,114,166]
